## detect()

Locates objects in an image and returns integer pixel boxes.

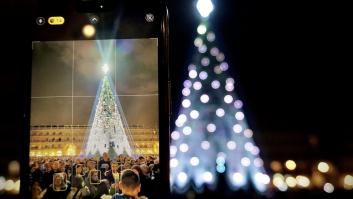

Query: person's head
[53,174,64,189]
[138,156,146,164]
[52,161,59,171]
[119,169,141,197]
[87,160,96,170]
[123,161,131,170]
[72,175,84,189]
[76,164,83,175]
[140,164,149,175]
[131,165,143,177]
[103,152,109,161]
[90,170,100,184]
[111,162,118,173]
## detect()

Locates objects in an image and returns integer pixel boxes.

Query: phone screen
[27,1,169,198]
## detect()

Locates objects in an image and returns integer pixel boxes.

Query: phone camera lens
[89,16,99,24]
[145,13,154,23]
[36,17,45,25]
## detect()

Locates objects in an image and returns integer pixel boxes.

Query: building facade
[29,125,159,157]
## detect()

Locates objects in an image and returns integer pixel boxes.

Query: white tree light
[196,0,214,18]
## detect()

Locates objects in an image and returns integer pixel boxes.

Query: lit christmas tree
[170,0,269,193]
[84,64,134,158]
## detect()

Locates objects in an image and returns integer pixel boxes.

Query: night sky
[31,39,158,128]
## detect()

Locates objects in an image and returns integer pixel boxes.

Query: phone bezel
[22,1,170,198]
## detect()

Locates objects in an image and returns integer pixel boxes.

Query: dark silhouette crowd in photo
[29,153,160,199]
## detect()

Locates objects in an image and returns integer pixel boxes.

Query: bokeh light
[285,160,296,170]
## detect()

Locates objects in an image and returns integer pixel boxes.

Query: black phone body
[22,0,169,198]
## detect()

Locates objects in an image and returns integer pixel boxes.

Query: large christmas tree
[170,0,269,193]
[84,66,134,158]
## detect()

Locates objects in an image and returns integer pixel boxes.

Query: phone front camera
[89,16,99,24]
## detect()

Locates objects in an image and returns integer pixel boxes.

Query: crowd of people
[29,153,160,199]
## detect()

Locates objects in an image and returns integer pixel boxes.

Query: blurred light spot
[214,65,222,74]
[255,173,270,185]
[226,78,234,84]
[251,146,260,155]
[232,172,245,186]
[324,183,334,193]
[210,47,219,56]
[216,53,225,62]
[182,99,191,108]
[13,180,20,194]
[241,157,251,167]
[189,70,198,79]
[227,141,237,150]
[207,32,215,42]
[216,165,226,173]
[216,156,226,165]
[296,175,310,188]
[244,142,254,151]
[197,24,207,34]
[183,80,192,88]
[201,57,210,66]
[200,94,209,103]
[273,173,286,191]
[193,81,202,90]
[170,145,177,157]
[8,161,20,177]
[234,100,243,109]
[4,179,14,191]
[225,83,234,92]
[312,171,325,187]
[254,158,264,167]
[183,126,192,135]
[235,111,245,120]
[182,88,190,97]
[190,110,200,119]
[171,131,180,140]
[194,37,203,47]
[175,118,184,127]
[203,171,213,183]
[285,160,296,170]
[318,162,329,173]
[344,175,353,190]
[188,64,196,71]
[0,176,5,191]
[201,141,210,150]
[190,157,200,166]
[233,124,243,133]
[198,44,207,53]
[207,123,216,133]
[177,172,188,185]
[82,24,95,38]
[224,95,233,103]
[170,158,179,168]
[244,129,253,138]
[285,176,297,188]
[196,0,214,18]
[220,62,229,71]
[180,143,189,152]
[211,80,220,89]
[270,161,282,172]
[199,71,208,80]
[216,108,225,117]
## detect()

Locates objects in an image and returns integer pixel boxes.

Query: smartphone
[22,0,169,198]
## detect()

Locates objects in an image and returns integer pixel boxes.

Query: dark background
[0,0,352,198]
